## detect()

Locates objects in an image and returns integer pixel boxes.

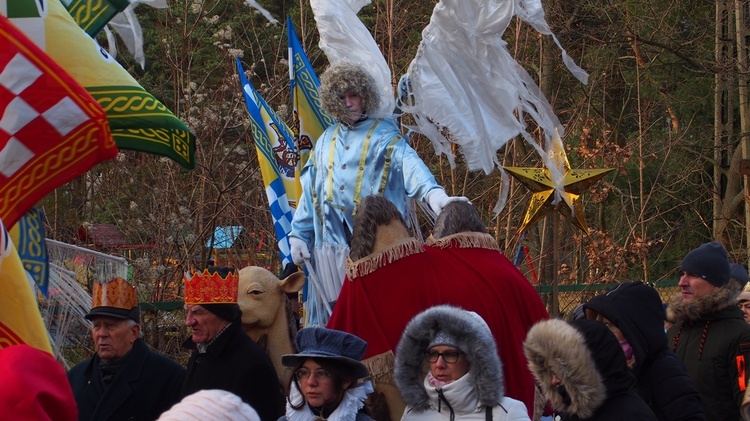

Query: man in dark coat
[584,281,705,420]
[525,318,657,421]
[67,278,185,421]
[667,242,750,420]
[181,266,284,420]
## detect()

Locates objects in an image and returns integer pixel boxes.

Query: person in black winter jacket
[583,281,705,421]
[524,318,657,421]
[667,242,750,421]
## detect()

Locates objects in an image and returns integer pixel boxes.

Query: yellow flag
[0,218,52,353]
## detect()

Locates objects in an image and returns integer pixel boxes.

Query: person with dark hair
[288,60,466,324]
[181,267,284,420]
[667,242,750,420]
[524,319,657,421]
[68,278,185,421]
[395,305,529,420]
[583,281,705,420]
[279,327,374,420]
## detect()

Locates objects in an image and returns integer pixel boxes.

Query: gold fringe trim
[346,238,425,278]
[425,232,500,251]
[363,350,395,386]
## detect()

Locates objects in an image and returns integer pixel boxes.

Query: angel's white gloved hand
[426,189,470,216]
[289,237,310,266]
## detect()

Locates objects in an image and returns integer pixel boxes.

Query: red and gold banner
[0,14,116,228]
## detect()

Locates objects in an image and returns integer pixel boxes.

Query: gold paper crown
[184,268,239,304]
[91,277,138,310]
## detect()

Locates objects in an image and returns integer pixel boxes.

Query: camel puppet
[237,265,305,389]
[328,196,549,420]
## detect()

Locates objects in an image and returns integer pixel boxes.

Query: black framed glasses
[424,350,462,363]
[295,367,333,382]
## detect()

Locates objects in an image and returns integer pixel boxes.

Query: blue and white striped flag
[236,58,297,266]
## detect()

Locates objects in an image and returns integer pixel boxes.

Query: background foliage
[43,0,745,361]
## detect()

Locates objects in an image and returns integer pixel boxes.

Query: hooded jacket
[394,305,529,420]
[667,286,750,421]
[524,319,656,421]
[583,282,705,420]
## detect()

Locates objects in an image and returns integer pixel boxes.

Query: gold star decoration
[505,151,613,234]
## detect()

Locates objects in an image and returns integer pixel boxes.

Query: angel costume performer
[290,62,452,324]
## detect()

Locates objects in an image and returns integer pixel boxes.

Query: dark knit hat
[201,303,241,322]
[730,263,749,290]
[679,241,730,287]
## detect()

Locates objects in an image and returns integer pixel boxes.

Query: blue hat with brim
[281,327,369,380]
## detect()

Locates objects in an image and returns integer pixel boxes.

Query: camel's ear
[280,271,305,294]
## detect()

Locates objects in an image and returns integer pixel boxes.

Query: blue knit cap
[730,263,749,289]
[679,241,730,287]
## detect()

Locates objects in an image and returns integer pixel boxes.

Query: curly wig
[319,61,380,126]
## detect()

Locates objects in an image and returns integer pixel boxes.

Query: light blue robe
[291,117,440,248]
[290,117,441,323]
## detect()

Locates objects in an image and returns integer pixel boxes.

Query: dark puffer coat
[524,319,657,421]
[668,286,750,421]
[584,281,705,420]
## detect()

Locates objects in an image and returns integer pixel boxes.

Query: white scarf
[284,380,374,421]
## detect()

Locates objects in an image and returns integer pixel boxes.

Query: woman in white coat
[394,305,530,420]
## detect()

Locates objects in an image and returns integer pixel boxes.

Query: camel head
[237,266,305,342]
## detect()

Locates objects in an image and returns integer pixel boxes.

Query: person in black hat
[181,266,284,420]
[279,327,374,420]
[731,263,750,292]
[667,241,750,420]
[67,278,185,421]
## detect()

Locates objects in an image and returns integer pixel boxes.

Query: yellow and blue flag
[287,17,333,169]
[237,58,296,266]
[9,208,49,297]
[0,216,52,353]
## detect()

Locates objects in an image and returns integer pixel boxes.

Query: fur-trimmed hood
[319,61,380,126]
[524,319,635,420]
[668,283,741,323]
[394,305,504,412]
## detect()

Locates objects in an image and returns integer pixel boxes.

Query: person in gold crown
[67,277,185,421]
[181,266,284,420]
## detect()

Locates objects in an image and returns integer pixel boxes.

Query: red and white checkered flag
[0,15,117,227]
